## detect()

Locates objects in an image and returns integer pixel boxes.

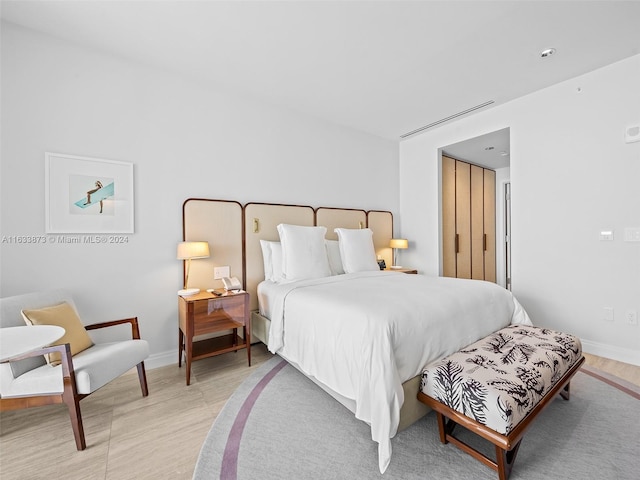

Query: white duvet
[262,271,531,473]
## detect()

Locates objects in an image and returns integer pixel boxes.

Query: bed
[182,199,531,473]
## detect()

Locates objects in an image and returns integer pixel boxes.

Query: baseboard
[144,349,177,370]
[581,339,640,366]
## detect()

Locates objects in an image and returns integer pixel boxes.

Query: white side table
[0,325,65,362]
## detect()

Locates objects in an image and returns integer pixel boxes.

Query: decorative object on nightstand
[177,241,210,296]
[389,238,408,269]
[178,290,251,385]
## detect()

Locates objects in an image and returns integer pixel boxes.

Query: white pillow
[259,240,284,282]
[325,240,344,275]
[259,239,274,281]
[270,242,284,282]
[334,228,380,273]
[277,224,331,281]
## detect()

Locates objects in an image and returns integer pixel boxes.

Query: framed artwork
[45,152,134,233]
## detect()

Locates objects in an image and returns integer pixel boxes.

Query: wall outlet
[213,266,230,279]
[603,307,614,322]
[626,310,638,326]
[625,124,640,143]
[624,227,640,242]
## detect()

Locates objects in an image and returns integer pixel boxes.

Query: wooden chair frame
[418,356,585,480]
[0,317,148,450]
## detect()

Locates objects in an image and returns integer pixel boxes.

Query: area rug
[194,355,640,480]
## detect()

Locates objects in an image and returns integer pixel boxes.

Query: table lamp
[389,238,408,269]
[177,241,210,296]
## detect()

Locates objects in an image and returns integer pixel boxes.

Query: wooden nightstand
[385,267,418,274]
[178,290,251,385]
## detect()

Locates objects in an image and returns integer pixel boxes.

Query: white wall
[0,23,399,367]
[400,55,640,365]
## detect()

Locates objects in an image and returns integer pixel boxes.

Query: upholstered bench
[418,325,584,480]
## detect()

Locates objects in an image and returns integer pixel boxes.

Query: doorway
[440,128,510,288]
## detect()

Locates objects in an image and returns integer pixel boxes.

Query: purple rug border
[220,358,288,480]
[579,364,640,400]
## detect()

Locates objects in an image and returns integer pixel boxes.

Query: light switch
[599,230,614,241]
[214,266,230,279]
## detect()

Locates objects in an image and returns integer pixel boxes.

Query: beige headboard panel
[316,207,367,240]
[244,203,315,311]
[182,199,243,291]
[368,210,394,268]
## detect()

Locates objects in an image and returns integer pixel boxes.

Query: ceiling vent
[400,101,495,139]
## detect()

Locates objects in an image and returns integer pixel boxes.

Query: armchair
[0,289,149,450]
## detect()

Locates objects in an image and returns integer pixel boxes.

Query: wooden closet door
[471,165,485,280]
[442,156,456,277]
[483,169,496,282]
[455,160,471,279]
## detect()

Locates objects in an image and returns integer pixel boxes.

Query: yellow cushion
[21,302,94,366]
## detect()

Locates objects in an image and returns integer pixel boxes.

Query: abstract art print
[69,175,115,215]
[45,152,134,233]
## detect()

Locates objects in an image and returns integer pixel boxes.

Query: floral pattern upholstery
[420,325,582,435]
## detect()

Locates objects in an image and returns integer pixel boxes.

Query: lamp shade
[177,241,210,260]
[389,238,408,249]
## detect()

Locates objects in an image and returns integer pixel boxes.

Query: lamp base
[178,288,200,296]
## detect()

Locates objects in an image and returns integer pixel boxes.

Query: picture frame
[45,152,134,233]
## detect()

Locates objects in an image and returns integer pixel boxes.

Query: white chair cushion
[0,339,149,397]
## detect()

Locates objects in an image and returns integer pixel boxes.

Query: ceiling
[2,0,640,151]
[443,128,510,169]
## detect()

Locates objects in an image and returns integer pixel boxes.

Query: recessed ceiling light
[500,151,509,156]
[541,48,556,58]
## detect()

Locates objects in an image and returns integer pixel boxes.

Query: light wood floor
[1,346,638,480]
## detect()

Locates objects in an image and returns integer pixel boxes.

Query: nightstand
[385,268,418,274]
[178,290,251,385]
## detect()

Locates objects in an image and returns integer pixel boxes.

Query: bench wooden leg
[560,381,571,401]
[436,412,446,443]
[435,411,461,445]
[496,440,522,480]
